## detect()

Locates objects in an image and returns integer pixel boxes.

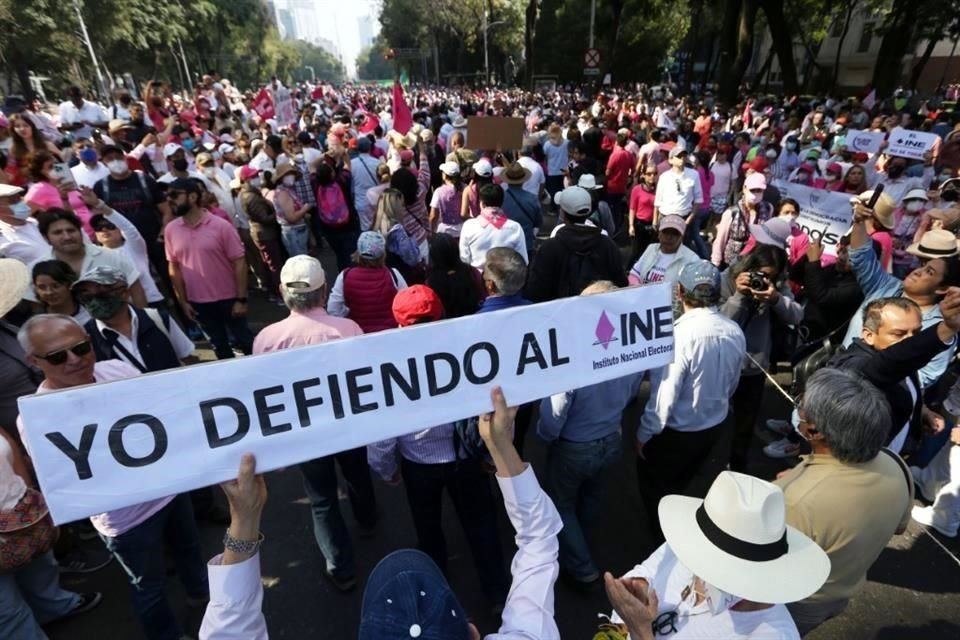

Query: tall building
[277,8,297,41]
[357,15,374,49]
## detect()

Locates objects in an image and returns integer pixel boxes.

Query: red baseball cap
[238,165,259,182]
[392,285,444,326]
[746,157,768,173]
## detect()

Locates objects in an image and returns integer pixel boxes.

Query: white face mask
[745,191,762,205]
[701,580,740,615]
[107,159,128,175]
[249,177,262,189]
[765,149,777,159]
[294,153,304,163]
[905,201,924,213]
[282,175,296,187]
[202,166,217,178]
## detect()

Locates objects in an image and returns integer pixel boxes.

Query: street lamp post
[483,8,506,86]
[304,65,316,82]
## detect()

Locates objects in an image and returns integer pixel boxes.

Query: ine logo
[593,307,674,350]
[593,311,618,350]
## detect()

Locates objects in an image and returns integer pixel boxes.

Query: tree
[871,0,920,97]
[357,36,396,81]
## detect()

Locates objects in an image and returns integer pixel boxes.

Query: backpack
[101,170,151,205]
[556,245,610,299]
[316,184,350,227]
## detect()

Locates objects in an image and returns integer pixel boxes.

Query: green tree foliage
[356,36,397,81]
[1,0,343,100]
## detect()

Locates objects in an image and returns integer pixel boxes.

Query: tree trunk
[524,0,540,88]
[761,0,798,95]
[871,0,920,98]
[608,0,627,77]
[718,0,743,103]
[684,0,705,91]
[720,0,758,104]
[14,53,34,102]
[909,31,942,90]
[831,1,856,92]
[755,45,776,90]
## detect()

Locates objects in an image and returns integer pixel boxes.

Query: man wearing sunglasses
[16,313,209,640]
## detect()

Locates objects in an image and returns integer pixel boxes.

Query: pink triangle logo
[593,311,618,349]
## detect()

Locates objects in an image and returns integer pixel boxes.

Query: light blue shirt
[543,139,569,176]
[638,307,746,443]
[843,242,952,388]
[537,373,643,443]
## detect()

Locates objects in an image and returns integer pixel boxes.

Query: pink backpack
[316,184,350,227]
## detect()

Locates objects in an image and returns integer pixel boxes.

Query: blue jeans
[685,207,712,258]
[1,550,80,640]
[298,447,378,579]
[544,432,622,580]
[191,298,254,360]
[280,223,309,257]
[100,494,208,640]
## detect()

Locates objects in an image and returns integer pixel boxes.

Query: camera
[748,272,767,291]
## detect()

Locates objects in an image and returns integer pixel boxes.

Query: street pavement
[46,231,960,640]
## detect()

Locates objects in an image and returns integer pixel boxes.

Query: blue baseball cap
[359,549,469,639]
[678,260,721,301]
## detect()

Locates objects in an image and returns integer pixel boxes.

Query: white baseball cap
[439,162,460,177]
[162,142,183,158]
[554,186,593,216]
[280,255,326,293]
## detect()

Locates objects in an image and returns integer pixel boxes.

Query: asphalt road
[45,228,960,640]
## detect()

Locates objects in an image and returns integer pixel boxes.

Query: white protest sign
[274,87,297,128]
[887,127,937,160]
[774,180,853,255]
[845,129,885,154]
[19,285,675,524]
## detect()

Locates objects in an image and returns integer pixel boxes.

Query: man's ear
[861,328,876,347]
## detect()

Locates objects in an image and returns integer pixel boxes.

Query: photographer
[720,244,803,471]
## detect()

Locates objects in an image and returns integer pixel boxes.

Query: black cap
[100,145,125,158]
[167,177,201,194]
[89,214,115,231]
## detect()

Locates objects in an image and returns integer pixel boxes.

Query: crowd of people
[2,74,960,640]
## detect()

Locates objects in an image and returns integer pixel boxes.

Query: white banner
[887,127,937,160]
[845,129,885,154]
[19,285,675,524]
[774,181,853,254]
[274,87,297,128]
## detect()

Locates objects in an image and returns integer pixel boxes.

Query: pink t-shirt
[629,184,655,222]
[871,229,894,271]
[164,212,245,303]
[25,181,94,239]
[18,360,173,538]
[207,206,233,224]
[253,306,363,354]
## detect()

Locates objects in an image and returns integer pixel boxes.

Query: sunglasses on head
[35,339,92,365]
[94,222,117,232]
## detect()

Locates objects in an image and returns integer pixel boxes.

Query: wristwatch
[236,297,248,303]
[223,531,263,554]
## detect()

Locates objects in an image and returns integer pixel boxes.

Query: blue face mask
[9,201,31,220]
[79,147,98,164]
[182,138,196,152]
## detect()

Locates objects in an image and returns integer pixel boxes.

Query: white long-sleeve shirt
[199,465,562,640]
[459,211,529,268]
[638,307,746,444]
[104,209,164,303]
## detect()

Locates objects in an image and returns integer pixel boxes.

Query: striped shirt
[367,424,457,480]
[401,149,432,246]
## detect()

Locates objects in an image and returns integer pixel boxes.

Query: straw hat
[502,162,531,185]
[272,162,301,183]
[906,229,960,260]
[0,259,29,318]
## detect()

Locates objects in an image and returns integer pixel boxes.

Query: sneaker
[763,437,801,459]
[325,570,357,592]
[909,466,933,502]
[765,419,793,437]
[63,592,103,619]
[58,547,113,574]
[911,505,958,537]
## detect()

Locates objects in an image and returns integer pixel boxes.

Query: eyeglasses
[34,339,92,365]
[94,223,117,232]
[653,611,679,635]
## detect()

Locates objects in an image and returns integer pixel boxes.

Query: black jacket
[85,307,182,373]
[799,258,864,342]
[525,224,627,303]
[828,324,949,446]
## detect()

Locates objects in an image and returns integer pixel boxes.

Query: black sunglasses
[35,339,92,365]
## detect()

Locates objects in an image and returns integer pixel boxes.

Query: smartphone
[51,162,77,191]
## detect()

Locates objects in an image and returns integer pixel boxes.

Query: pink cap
[744,173,767,191]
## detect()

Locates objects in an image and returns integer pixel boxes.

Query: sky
[304,0,379,78]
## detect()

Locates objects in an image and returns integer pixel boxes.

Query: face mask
[282,175,296,187]
[79,147,98,164]
[765,149,777,159]
[8,201,31,220]
[202,166,217,178]
[107,159,128,175]
[701,581,739,615]
[84,294,126,320]
[745,192,762,205]
[905,201,924,213]
[886,165,905,178]
[294,153,304,163]
[182,139,196,152]
[248,177,262,189]
[786,142,797,151]
[173,158,189,172]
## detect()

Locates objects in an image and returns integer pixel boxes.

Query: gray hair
[803,368,891,463]
[280,286,327,311]
[17,313,86,354]
[483,247,527,295]
[862,297,920,332]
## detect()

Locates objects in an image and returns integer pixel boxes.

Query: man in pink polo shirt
[16,314,207,640]
[253,255,377,592]
[163,177,253,359]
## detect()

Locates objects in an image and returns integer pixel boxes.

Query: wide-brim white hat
[659,471,830,604]
[0,259,30,318]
